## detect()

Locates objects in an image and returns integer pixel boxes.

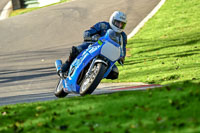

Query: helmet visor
[113,19,126,30]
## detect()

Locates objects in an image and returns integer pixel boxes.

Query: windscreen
[108,29,121,44]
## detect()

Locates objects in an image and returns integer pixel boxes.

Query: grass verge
[103,0,200,85]
[0,81,200,133]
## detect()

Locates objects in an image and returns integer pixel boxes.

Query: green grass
[0,81,199,133]
[9,0,70,17]
[1,0,200,132]
[104,0,200,85]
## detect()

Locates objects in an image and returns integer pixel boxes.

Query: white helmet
[109,11,127,33]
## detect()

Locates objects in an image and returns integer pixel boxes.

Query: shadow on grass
[125,49,200,66]
[129,32,200,55]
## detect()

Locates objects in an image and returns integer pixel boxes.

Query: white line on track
[128,0,166,39]
[0,1,12,20]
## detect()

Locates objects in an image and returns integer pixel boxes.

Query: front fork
[85,57,108,78]
[85,58,97,78]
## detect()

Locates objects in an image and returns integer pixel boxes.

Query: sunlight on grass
[113,0,200,85]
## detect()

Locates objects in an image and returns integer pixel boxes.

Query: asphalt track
[0,83,162,106]
[0,0,160,106]
[0,0,10,12]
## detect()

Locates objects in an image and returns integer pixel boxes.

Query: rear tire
[54,78,68,98]
[80,63,106,96]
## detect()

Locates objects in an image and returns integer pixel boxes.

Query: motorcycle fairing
[62,29,123,94]
[63,45,101,93]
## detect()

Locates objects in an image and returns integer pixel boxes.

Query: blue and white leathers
[55,29,123,95]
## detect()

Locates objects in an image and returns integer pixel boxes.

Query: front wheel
[54,78,68,98]
[80,63,107,96]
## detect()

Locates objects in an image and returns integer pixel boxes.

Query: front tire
[80,63,107,96]
[54,78,68,98]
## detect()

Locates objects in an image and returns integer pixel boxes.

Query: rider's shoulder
[94,21,110,29]
[95,21,109,25]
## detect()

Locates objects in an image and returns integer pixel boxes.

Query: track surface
[0,0,160,106]
[0,0,9,12]
[0,83,162,106]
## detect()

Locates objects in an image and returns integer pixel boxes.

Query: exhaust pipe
[55,60,62,72]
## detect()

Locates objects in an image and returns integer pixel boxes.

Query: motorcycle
[54,29,124,97]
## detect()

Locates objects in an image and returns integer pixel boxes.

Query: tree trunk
[11,0,22,10]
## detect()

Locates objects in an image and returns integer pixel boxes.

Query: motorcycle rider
[59,11,127,80]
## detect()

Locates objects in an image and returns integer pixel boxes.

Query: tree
[12,0,25,10]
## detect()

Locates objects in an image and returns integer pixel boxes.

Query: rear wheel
[54,78,68,98]
[80,63,106,96]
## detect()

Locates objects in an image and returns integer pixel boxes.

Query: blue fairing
[64,44,101,93]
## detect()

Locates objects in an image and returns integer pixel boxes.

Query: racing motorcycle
[54,29,124,97]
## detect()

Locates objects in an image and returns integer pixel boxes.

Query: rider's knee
[106,71,119,80]
[106,66,119,80]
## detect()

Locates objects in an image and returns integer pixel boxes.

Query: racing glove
[118,57,125,65]
[91,34,100,42]
[83,31,92,41]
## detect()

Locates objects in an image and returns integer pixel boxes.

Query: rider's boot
[59,46,80,77]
